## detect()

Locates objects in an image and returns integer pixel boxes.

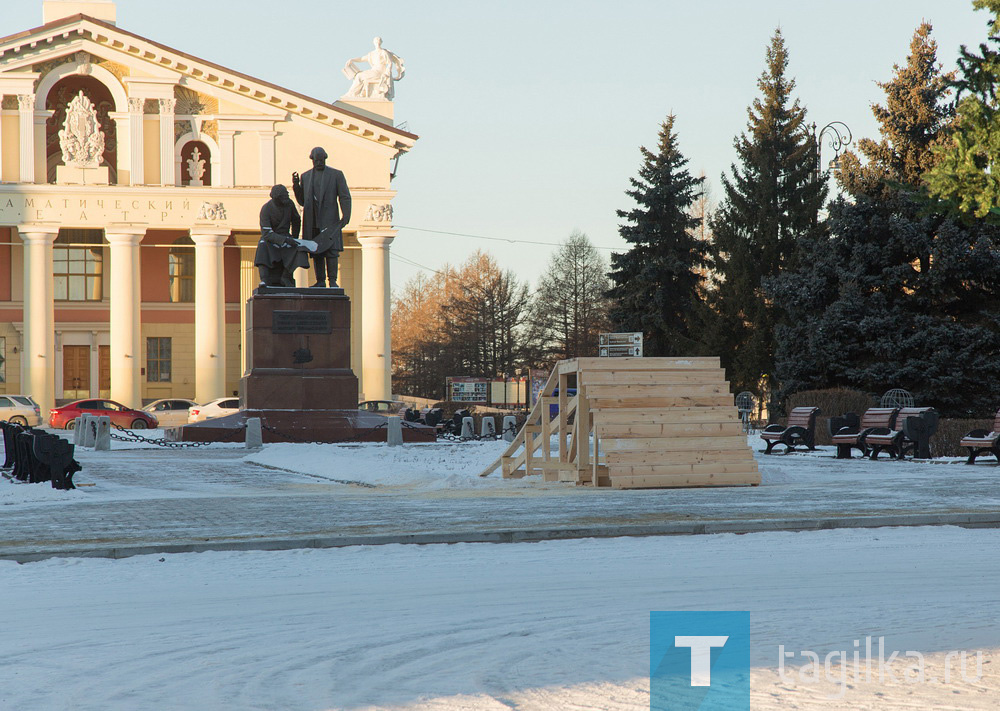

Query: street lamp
[812,121,853,183]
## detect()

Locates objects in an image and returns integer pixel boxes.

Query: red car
[49,399,159,430]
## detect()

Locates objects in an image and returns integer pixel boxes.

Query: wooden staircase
[479,357,759,489]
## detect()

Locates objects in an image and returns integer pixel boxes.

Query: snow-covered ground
[2,527,998,710]
[3,432,1000,709]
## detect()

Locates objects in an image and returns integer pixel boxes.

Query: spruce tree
[771,21,1000,416]
[708,29,826,395]
[606,114,710,357]
[926,1,1000,217]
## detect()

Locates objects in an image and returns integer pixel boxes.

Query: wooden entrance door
[62,345,90,400]
[98,345,110,398]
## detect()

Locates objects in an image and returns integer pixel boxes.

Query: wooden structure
[479,357,759,488]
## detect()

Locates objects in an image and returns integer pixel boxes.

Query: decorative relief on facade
[200,120,219,141]
[95,57,130,82]
[16,94,33,111]
[32,53,78,78]
[364,203,393,222]
[1,96,17,110]
[343,37,405,100]
[197,201,227,221]
[174,87,217,115]
[143,99,158,114]
[128,96,144,113]
[158,97,177,114]
[59,91,106,168]
[187,147,207,187]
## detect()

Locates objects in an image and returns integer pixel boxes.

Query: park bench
[760,406,821,454]
[865,407,939,460]
[829,407,899,459]
[959,409,1000,465]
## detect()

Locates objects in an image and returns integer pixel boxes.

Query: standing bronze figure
[292,147,352,287]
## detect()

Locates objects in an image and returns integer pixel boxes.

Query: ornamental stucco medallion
[59,91,105,168]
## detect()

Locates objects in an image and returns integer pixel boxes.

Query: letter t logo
[674,635,729,686]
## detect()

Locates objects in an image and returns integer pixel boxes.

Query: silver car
[142,398,199,428]
[0,394,42,426]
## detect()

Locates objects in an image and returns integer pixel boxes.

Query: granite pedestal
[170,286,434,444]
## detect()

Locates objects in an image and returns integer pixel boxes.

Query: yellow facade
[0,2,415,416]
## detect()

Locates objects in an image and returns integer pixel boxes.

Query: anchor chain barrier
[108,418,520,447]
[109,423,241,448]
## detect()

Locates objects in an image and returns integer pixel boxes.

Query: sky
[2,0,991,291]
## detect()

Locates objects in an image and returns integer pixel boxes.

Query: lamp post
[812,121,853,183]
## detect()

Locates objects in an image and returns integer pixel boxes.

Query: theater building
[0,0,415,418]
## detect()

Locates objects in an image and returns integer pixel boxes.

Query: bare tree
[531,231,611,361]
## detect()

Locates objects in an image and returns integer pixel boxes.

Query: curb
[4,511,1000,563]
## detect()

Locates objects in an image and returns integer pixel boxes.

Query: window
[147,337,172,382]
[54,230,103,301]
[146,339,172,383]
[168,236,195,303]
[0,336,5,383]
[0,397,12,408]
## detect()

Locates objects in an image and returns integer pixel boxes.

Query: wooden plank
[585,384,728,398]
[597,422,744,438]
[608,462,759,477]
[604,449,755,465]
[574,357,721,370]
[610,471,761,489]
[558,372,568,464]
[581,371,726,385]
[592,408,740,424]
[577,383,590,473]
[590,396,734,409]
[603,435,752,452]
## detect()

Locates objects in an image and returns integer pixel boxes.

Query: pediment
[0,14,416,153]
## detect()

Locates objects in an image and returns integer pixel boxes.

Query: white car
[188,397,240,423]
[0,394,42,426]
[143,398,199,428]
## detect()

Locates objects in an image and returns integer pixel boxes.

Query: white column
[105,226,145,408]
[17,94,34,183]
[218,130,235,187]
[19,225,58,418]
[128,97,144,185]
[191,228,229,404]
[359,232,394,401]
[159,98,176,186]
[258,130,276,186]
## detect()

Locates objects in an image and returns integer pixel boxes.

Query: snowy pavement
[2,527,998,710]
[3,433,1000,558]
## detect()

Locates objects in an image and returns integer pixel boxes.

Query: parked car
[0,394,42,426]
[358,400,408,415]
[49,399,158,430]
[188,397,240,423]
[142,399,199,428]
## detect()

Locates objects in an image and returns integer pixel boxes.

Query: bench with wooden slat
[830,407,898,459]
[760,406,820,454]
[866,407,938,460]
[959,409,1000,465]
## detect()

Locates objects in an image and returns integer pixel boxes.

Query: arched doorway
[45,75,118,184]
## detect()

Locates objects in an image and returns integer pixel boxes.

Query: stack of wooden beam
[479,356,759,489]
